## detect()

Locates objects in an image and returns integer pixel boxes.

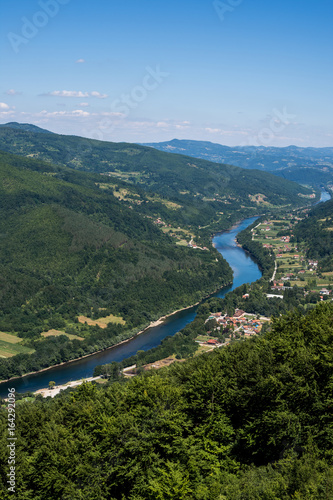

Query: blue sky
[1,0,332,146]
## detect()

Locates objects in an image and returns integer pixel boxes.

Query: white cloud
[205,127,248,136]
[76,59,85,63]
[0,102,10,109]
[33,109,90,118]
[99,111,125,117]
[42,90,108,99]
[157,121,169,128]
[90,91,108,99]
[45,90,89,98]
[72,109,90,117]
[5,89,22,95]
[80,102,90,107]
[205,127,222,134]
[175,123,190,130]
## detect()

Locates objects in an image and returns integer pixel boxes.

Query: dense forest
[1,302,333,499]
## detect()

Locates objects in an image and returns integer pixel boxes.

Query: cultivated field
[0,332,22,344]
[41,330,84,341]
[78,314,126,328]
[0,331,35,358]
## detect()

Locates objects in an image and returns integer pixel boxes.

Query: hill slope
[0,125,314,212]
[0,149,235,378]
[0,121,53,134]
[143,138,333,188]
[293,198,333,271]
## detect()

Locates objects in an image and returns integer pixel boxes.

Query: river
[0,217,262,396]
[317,189,331,204]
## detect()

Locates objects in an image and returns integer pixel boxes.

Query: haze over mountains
[142,139,333,188]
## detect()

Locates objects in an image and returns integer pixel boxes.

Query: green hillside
[0,125,315,210]
[293,198,333,271]
[143,138,333,189]
[0,125,319,379]
[0,121,53,134]
[0,149,234,379]
[1,302,333,499]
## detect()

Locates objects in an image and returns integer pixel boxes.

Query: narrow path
[251,223,261,240]
[271,259,277,282]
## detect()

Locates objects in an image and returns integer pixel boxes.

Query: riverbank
[0,217,259,397]
[34,376,102,398]
[0,293,232,386]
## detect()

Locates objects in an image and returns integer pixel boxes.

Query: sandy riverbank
[34,377,102,398]
[0,302,206,386]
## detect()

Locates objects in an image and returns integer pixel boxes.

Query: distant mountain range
[142,139,333,188]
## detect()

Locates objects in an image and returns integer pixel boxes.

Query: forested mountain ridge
[0,122,53,134]
[0,125,315,209]
[143,138,333,188]
[0,149,234,380]
[1,302,333,499]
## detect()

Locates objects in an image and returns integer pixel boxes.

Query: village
[116,309,270,381]
[252,215,333,300]
[200,308,270,347]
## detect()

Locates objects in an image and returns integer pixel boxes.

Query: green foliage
[294,199,333,270]
[237,220,275,277]
[0,149,234,379]
[1,303,333,498]
[0,126,313,209]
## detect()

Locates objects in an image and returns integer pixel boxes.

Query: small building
[233,309,245,318]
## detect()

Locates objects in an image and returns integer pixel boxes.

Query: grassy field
[196,335,218,342]
[41,330,84,341]
[78,314,126,328]
[146,195,182,210]
[0,340,34,358]
[176,239,189,247]
[0,331,35,359]
[195,344,216,355]
[0,332,22,344]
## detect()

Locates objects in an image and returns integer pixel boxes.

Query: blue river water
[317,190,331,204]
[0,217,262,396]
[2,189,331,397]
